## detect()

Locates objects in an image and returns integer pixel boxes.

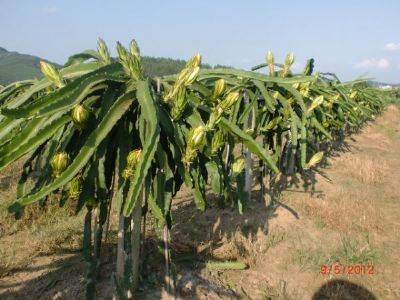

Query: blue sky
[1,0,399,82]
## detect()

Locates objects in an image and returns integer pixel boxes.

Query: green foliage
[0,39,386,296]
[0,40,385,217]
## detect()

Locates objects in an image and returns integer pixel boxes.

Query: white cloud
[355,58,390,69]
[384,42,400,51]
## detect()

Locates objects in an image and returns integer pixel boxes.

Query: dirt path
[171,105,400,299]
[0,105,399,300]
[246,105,400,299]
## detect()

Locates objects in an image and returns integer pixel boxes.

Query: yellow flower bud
[122,168,133,179]
[183,66,200,86]
[189,126,206,149]
[211,129,225,155]
[69,175,83,200]
[272,91,280,99]
[232,156,246,175]
[297,82,310,97]
[182,148,197,165]
[350,91,358,99]
[40,61,64,88]
[51,151,69,177]
[186,53,202,68]
[212,79,225,100]
[127,149,142,169]
[123,149,142,179]
[304,151,324,170]
[307,95,324,115]
[265,116,282,130]
[266,51,275,76]
[267,51,274,66]
[285,52,295,67]
[170,86,187,120]
[220,91,240,111]
[183,126,206,164]
[72,105,90,129]
[282,52,295,78]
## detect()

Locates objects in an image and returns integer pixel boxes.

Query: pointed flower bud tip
[285,52,295,66]
[267,51,274,65]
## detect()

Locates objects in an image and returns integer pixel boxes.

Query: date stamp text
[320,264,375,275]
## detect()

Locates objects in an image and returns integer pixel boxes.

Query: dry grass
[293,189,383,233]
[334,155,388,185]
[290,234,380,272]
[0,164,84,277]
[210,227,269,266]
[282,144,388,234]
[260,280,301,300]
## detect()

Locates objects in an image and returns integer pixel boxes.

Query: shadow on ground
[0,245,115,300]
[0,126,373,300]
[312,279,377,300]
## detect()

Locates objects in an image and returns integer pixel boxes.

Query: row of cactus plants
[0,39,384,298]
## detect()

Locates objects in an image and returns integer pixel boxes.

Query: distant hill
[0,47,233,85]
[0,47,59,85]
[142,56,212,77]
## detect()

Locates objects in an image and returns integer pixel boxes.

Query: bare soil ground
[0,105,399,300]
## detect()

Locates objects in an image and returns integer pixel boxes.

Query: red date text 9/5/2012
[320,264,375,275]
